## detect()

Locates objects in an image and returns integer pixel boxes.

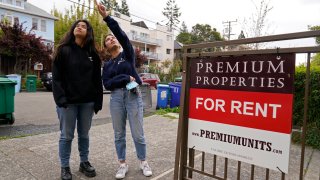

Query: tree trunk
[14,56,18,73]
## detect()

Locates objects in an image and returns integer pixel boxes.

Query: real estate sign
[187,54,295,173]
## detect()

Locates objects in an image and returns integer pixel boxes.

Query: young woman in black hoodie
[52,19,103,180]
[95,1,152,179]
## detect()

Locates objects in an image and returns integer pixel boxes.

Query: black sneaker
[61,167,72,180]
[79,161,96,177]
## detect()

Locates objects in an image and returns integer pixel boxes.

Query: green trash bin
[26,75,37,92]
[0,77,16,124]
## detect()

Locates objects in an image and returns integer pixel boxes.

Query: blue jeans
[57,102,94,167]
[110,87,146,161]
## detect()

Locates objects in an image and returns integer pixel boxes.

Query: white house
[0,0,58,48]
[111,11,174,68]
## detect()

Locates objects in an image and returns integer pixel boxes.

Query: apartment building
[111,11,174,68]
[0,0,57,48]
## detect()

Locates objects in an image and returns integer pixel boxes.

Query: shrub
[293,65,320,149]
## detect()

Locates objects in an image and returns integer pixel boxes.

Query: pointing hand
[94,0,110,18]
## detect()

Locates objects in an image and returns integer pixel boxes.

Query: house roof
[174,40,183,50]
[0,2,58,20]
[131,21,149,29]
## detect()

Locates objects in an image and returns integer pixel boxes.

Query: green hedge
[293,66,320,149]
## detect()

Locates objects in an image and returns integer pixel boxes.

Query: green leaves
[308,25,320,45]
[52,0,109,50]
[162,0,181,31]
[293,66,320,149]
[0,22,51,73]
[176,23,223,46]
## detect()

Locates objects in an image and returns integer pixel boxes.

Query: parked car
[139,73,160,89]
[41,72,52,91]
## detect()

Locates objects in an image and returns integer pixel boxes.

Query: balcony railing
[141,51,162,60]
[127,33,162,46]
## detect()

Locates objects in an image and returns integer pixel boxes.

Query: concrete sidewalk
[0,115,319,180]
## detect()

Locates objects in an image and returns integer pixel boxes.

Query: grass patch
[156,107,180,115]
[0,134,34,141]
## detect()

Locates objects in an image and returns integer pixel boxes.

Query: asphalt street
[0,90,158,137]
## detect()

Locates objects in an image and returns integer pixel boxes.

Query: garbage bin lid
[0,77,17,84]
[6,74,21,77]
[169,82,182,87]
[26,75,37,77]
[157,84,169,88]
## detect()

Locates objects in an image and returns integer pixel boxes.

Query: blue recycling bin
[6,74,21,94]
[169,82,182,108]
[156,84,170,109]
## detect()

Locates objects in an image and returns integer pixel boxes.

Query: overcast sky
[28,0,320,64]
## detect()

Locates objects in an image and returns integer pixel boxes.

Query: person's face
[104,35,119,51]
[73,21,88,39]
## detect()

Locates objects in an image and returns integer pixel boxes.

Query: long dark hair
[53,19,97,59]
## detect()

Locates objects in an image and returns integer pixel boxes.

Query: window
[32,18,38,30]
[16,0,21,6]
[6,0,12,4]
[41,20,46,32]
[140,32,149,39]
[166,35,172,41]
[130,30,137,38]
[166,49,171,54]
[14,17,19,25]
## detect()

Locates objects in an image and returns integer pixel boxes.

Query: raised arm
[95,0,134,60]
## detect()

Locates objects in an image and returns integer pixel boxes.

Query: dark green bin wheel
[8,114,15,125]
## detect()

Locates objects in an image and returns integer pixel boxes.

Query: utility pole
[222,20,237,40]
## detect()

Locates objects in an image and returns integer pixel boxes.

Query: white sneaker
[115,163,128,179]
[140,161,152,177]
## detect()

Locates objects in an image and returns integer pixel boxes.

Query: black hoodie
[52,43,103,113]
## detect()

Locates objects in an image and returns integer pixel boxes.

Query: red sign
[189,89,293,134]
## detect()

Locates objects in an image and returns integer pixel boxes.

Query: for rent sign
[187,54,295,173]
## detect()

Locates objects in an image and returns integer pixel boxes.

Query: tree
[162,0,181,31]
[52,0,109,49]
[101,0,120,12]
[242,0,273,49]
[176,23,222,46]
[100,0,112,10]
[311,53,320,67]
[308,25,320,67]
[120,0,130,16]
[0,22,51,74]
[238,30,246,39]
[190,24,222,44]
[135,48,147,68]
[176,32,192,44]
[180,21,188,33]
[309,25,320,45]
